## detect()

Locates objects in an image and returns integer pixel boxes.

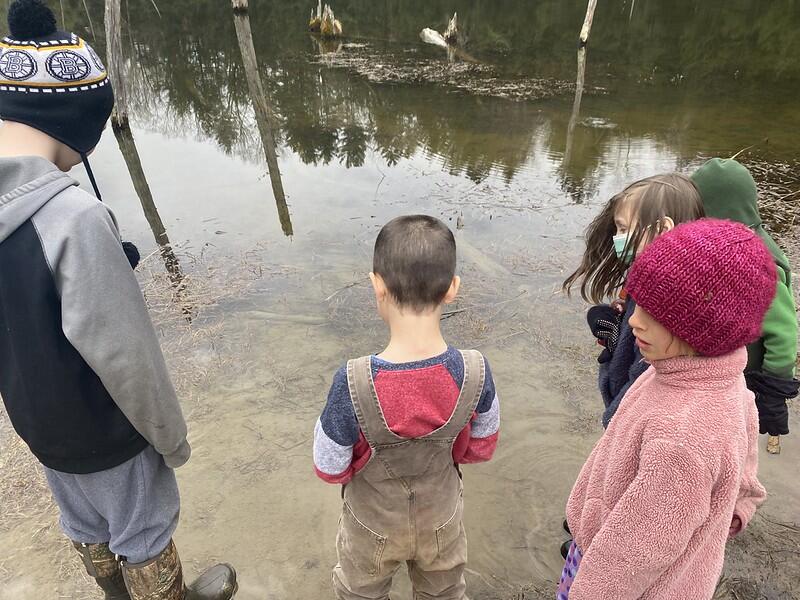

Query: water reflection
[232,0,293,236]
[104,0,190,314]
[563,47,587,169]
[59,0,799,204]
[112,123,187,294]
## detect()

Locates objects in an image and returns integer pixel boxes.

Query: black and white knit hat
[0,0,114,156]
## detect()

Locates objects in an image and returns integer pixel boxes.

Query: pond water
[2,1,800,598]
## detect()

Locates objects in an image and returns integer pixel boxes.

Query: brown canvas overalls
[332,350,485,600]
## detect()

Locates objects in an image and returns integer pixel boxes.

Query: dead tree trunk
[232,0,293,236]
[113,123,185,290]
[105,0,190,314]
[104,0,128,128]
[579,0,598,46]
[564,46,587,166]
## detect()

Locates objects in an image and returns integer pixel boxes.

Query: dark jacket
[595,299,649,428]
[0,156,190,473]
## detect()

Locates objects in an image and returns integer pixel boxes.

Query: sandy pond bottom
[1,239,799,600]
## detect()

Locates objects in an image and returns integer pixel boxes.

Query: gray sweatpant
[44,446,180,563]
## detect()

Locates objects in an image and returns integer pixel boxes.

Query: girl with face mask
[563,172,705,428]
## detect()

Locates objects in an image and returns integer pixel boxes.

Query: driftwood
[420,28,448,48]
[232,0,293,236]
[420,12,459,48]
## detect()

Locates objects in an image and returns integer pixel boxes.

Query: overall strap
[436,349,485,440]
[346,356,398,447]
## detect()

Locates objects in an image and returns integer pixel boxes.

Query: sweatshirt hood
[0,156,77,243]
[692,158,761,227]
[692,158,790,279]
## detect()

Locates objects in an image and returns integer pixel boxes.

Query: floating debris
[579,116,617,129]
[314,44,583,103]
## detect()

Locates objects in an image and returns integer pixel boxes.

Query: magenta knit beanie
[626,219,777,357]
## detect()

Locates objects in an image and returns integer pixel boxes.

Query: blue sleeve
[476,356,496,414]
[319,366,360,446]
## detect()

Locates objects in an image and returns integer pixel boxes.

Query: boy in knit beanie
[692,158,799,455]
[0,2,236,598]
[561,219,772,600]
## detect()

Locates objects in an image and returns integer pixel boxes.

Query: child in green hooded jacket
[692,158,799,454]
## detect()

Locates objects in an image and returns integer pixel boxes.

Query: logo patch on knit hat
[0,48,36,80]
[0,37,108,92]
[46,50,90,82]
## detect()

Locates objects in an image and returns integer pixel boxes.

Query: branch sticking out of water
[729,138,769,160]
[579,0,598,46]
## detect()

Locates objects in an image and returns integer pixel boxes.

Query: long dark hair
[563,173,705,303]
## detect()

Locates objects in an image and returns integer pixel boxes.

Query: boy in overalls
[313,215,500,599]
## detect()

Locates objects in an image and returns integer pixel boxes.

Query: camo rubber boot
[73,541,131,600]
[121,539,237,600]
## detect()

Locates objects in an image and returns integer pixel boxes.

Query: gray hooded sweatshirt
[0,156,190,473]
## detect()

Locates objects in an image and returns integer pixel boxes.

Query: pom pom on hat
[626,219,777,357]
[7,0,57,39]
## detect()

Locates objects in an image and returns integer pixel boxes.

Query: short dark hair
[373,215,457,310]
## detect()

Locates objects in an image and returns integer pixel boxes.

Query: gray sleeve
[33,194,190,468]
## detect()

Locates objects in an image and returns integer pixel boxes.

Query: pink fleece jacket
[566,348,766,599]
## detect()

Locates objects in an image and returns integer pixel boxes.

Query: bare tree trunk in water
[564,46,587,166]
[112,123,185,290]
[579,0,598,46]
[104,0,128,127]
[105,0,190,315]
[231,0,293,237]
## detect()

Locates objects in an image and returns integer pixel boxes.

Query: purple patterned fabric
[556,541,582,599]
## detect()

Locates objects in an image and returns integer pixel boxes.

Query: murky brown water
[1,0,799,598]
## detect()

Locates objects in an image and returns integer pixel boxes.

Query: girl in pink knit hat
[558,219,774,600]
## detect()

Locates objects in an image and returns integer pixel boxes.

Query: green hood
[692,158,791,281]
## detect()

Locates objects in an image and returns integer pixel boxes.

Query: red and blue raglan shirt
[313,347,499,484]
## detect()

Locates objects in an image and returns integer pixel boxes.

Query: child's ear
[443,276,461,304]
[659,216,676,233]
[369,272,387,302]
